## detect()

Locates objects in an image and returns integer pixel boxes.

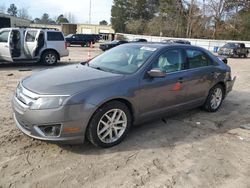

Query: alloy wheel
[97,109,127,144]
[210,88,223,110]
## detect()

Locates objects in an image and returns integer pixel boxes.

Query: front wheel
[42,51,58,65]
[86,101,131,148]
[203,84,224,112]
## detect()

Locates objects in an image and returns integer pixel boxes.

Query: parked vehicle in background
[0,28,69,65]
[130,38,148,42]
[218,42,249,58]
[12,43,236,147]
[99,40,128,51]
[65,34,98,47]
[162,39,191,45]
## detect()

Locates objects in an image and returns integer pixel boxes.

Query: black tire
[81,43,85,47]
[86,101,132,148]
[203,84,225,112]
[42,51,58,65]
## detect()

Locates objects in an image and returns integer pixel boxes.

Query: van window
[47,32,64,41]
[0,31,10,43]
[186,49,213,69]
[25,31,38,42]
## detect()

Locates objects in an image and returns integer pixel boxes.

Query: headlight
[29,96,69,110]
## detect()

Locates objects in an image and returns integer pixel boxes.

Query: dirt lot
[0,46,250,188]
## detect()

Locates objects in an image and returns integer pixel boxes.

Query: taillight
[225,72,232,81]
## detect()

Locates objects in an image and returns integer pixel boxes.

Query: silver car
[12,43,235,147]
[0,28,69,65]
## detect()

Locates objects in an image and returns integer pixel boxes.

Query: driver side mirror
[147,68,166,78]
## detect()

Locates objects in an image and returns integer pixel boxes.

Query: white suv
[0,28,69,65]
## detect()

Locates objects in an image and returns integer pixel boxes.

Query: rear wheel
[42,51,58,65]
[203,84,224,112]
[86,101,131,148]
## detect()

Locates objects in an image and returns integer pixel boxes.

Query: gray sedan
[12,43,235,147]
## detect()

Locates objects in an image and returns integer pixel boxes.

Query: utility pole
[89,0,92,24]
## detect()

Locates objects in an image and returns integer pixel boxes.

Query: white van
[0,28,69,65]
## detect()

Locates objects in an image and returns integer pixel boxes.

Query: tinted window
[47,32,64,41]
[0,31,10,43]
[223,43,236,48]
[25,31,38,42]
[153,49,185,73]
[186,49,212,69]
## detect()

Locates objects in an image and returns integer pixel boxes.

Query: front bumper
[12,96,96,144]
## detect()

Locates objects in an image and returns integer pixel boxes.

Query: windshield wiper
[89,66,121,74]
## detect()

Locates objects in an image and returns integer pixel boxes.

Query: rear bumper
[226,76,236,94]
[60,49,69,58]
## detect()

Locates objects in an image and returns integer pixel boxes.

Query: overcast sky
[2,0,113,24]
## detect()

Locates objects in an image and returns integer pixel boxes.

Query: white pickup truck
[0,28,69,65]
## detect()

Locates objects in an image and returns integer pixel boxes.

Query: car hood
[21,64,124,95]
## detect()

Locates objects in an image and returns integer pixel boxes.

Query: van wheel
[203,84,224,112]
[42,51,58,65]
[86,101,131,148]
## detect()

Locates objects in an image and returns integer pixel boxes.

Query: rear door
[24,29,39,58]
[183,48,216,102]
[0,29,12,62]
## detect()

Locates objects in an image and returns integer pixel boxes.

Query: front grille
[15,84,36,106]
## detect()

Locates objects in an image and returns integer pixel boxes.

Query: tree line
[1,3,109,26]
[0,3,75,24]
[111,0,250,40]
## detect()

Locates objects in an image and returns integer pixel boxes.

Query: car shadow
[59,90,250,155]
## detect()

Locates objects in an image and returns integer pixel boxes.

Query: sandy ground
[0,46,250,188]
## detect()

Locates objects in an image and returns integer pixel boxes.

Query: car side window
[0,31,10,43]
[186,49,212,69]
[47,32,64,41]
[152,49,185,73]
[25,31,38,42]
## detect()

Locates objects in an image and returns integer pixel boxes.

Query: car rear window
[47,32,64,41]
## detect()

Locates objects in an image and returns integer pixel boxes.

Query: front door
[24,29,39,59]
[139,48,188,119]
[0,29,12,62]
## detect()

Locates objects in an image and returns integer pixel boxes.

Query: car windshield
[223,43,236,48]
[88,45,157,74]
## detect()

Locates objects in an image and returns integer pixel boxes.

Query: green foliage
[56,14,69,23]
[111,0,250,40]
[7,3,18,17]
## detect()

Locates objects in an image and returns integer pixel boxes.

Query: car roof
[0,28,61,32]
[122,42,198,50]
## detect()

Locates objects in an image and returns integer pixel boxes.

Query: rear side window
[186,49,212,69]
[25,31,38,42]
[47,32,64,41]
[0,31,10,43]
